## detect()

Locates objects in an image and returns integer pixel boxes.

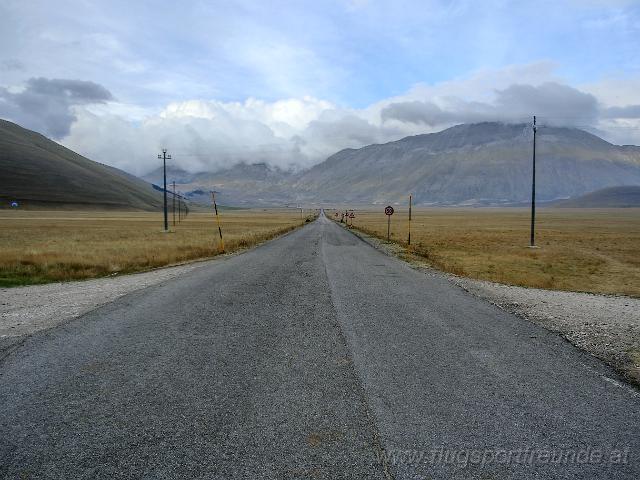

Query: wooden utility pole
[211,191,224,252]
[530,116,537,247]
[408,194,412,245]
[172,181,176,227]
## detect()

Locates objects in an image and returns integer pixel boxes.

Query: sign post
[384,205,394,241]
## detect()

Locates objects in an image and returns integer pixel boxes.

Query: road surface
[1,212,638,479]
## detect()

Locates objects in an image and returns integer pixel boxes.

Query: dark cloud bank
[0,77,113,138]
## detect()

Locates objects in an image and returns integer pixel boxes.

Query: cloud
[1,59,25,72]
[3,65,639,177]
[602,105,640,119]
[494,82,599,123]
[0,77,113,138]
[379,82,599,128]
[381,101,454,126]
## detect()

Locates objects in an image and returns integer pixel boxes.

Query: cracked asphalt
[1,212,638,479]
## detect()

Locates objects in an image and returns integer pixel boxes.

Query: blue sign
[10,201,18,208]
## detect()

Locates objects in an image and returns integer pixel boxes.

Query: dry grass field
[339,208,640,297]
[0,209,313,287]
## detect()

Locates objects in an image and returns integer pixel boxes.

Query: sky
[1,0,639,175]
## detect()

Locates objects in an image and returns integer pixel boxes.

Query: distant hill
[143,162,294,206]
[0,120,164,210]
[291,123,640,205]
[552,186,640,208]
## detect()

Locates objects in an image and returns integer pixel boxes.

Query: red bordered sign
[384,206,394,216]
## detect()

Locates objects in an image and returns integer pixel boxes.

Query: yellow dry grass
[340,208,640,297]
[0,209,311,286]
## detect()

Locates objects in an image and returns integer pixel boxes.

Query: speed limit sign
[385,206,394,216]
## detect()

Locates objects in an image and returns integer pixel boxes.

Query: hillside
[292,123,640,205]
[552,186,640,208]
[0,120,164,210]
[144,162,294,206]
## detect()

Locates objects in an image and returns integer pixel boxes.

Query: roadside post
[210,191,225,253]
[172,181,176,227]
[408,194,412,245]
[385,205,394,241]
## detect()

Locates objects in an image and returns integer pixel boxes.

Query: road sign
[385,206,394,216]
[349,212,355,218]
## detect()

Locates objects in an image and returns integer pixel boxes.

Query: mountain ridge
[0,119,164,210]
[3,119,640,208]
[290,122,640,205]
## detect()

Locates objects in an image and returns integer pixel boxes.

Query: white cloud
[1,62,637,176]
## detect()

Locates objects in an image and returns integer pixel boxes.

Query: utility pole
[158,149,171,232]
[178,197,181,222]
[408,194,412,245]
[172,181,176,227]
[211,191,224,252]
[530,116,537,247]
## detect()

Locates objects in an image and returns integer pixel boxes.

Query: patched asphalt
[1,212,638,479]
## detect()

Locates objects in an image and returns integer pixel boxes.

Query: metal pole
[530,116,536,247]
[387,214,391,241]
[158,149,171,232]
[172,181,176,227]
[408,194,412,245]
[211,191,225,252]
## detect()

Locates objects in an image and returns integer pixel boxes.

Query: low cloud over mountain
[1,66,640,178]
[0,78,113,138]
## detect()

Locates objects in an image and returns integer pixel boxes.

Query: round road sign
[384,206,394,216]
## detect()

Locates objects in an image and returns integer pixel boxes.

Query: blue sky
[1,0,639,173]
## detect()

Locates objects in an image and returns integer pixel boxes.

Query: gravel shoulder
[345,224,640,386]
[0,260,218,357]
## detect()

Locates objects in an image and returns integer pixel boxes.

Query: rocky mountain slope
[291,122,640,205]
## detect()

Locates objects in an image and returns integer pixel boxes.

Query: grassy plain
[340,208,640,297]
[0,209,313,287]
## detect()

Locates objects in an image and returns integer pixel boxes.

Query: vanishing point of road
[1,212,638,479]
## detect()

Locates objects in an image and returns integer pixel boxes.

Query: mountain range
[144,122,640,206]
[3,119,640,209]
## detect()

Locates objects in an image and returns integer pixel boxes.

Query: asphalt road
[1,212,639,479]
